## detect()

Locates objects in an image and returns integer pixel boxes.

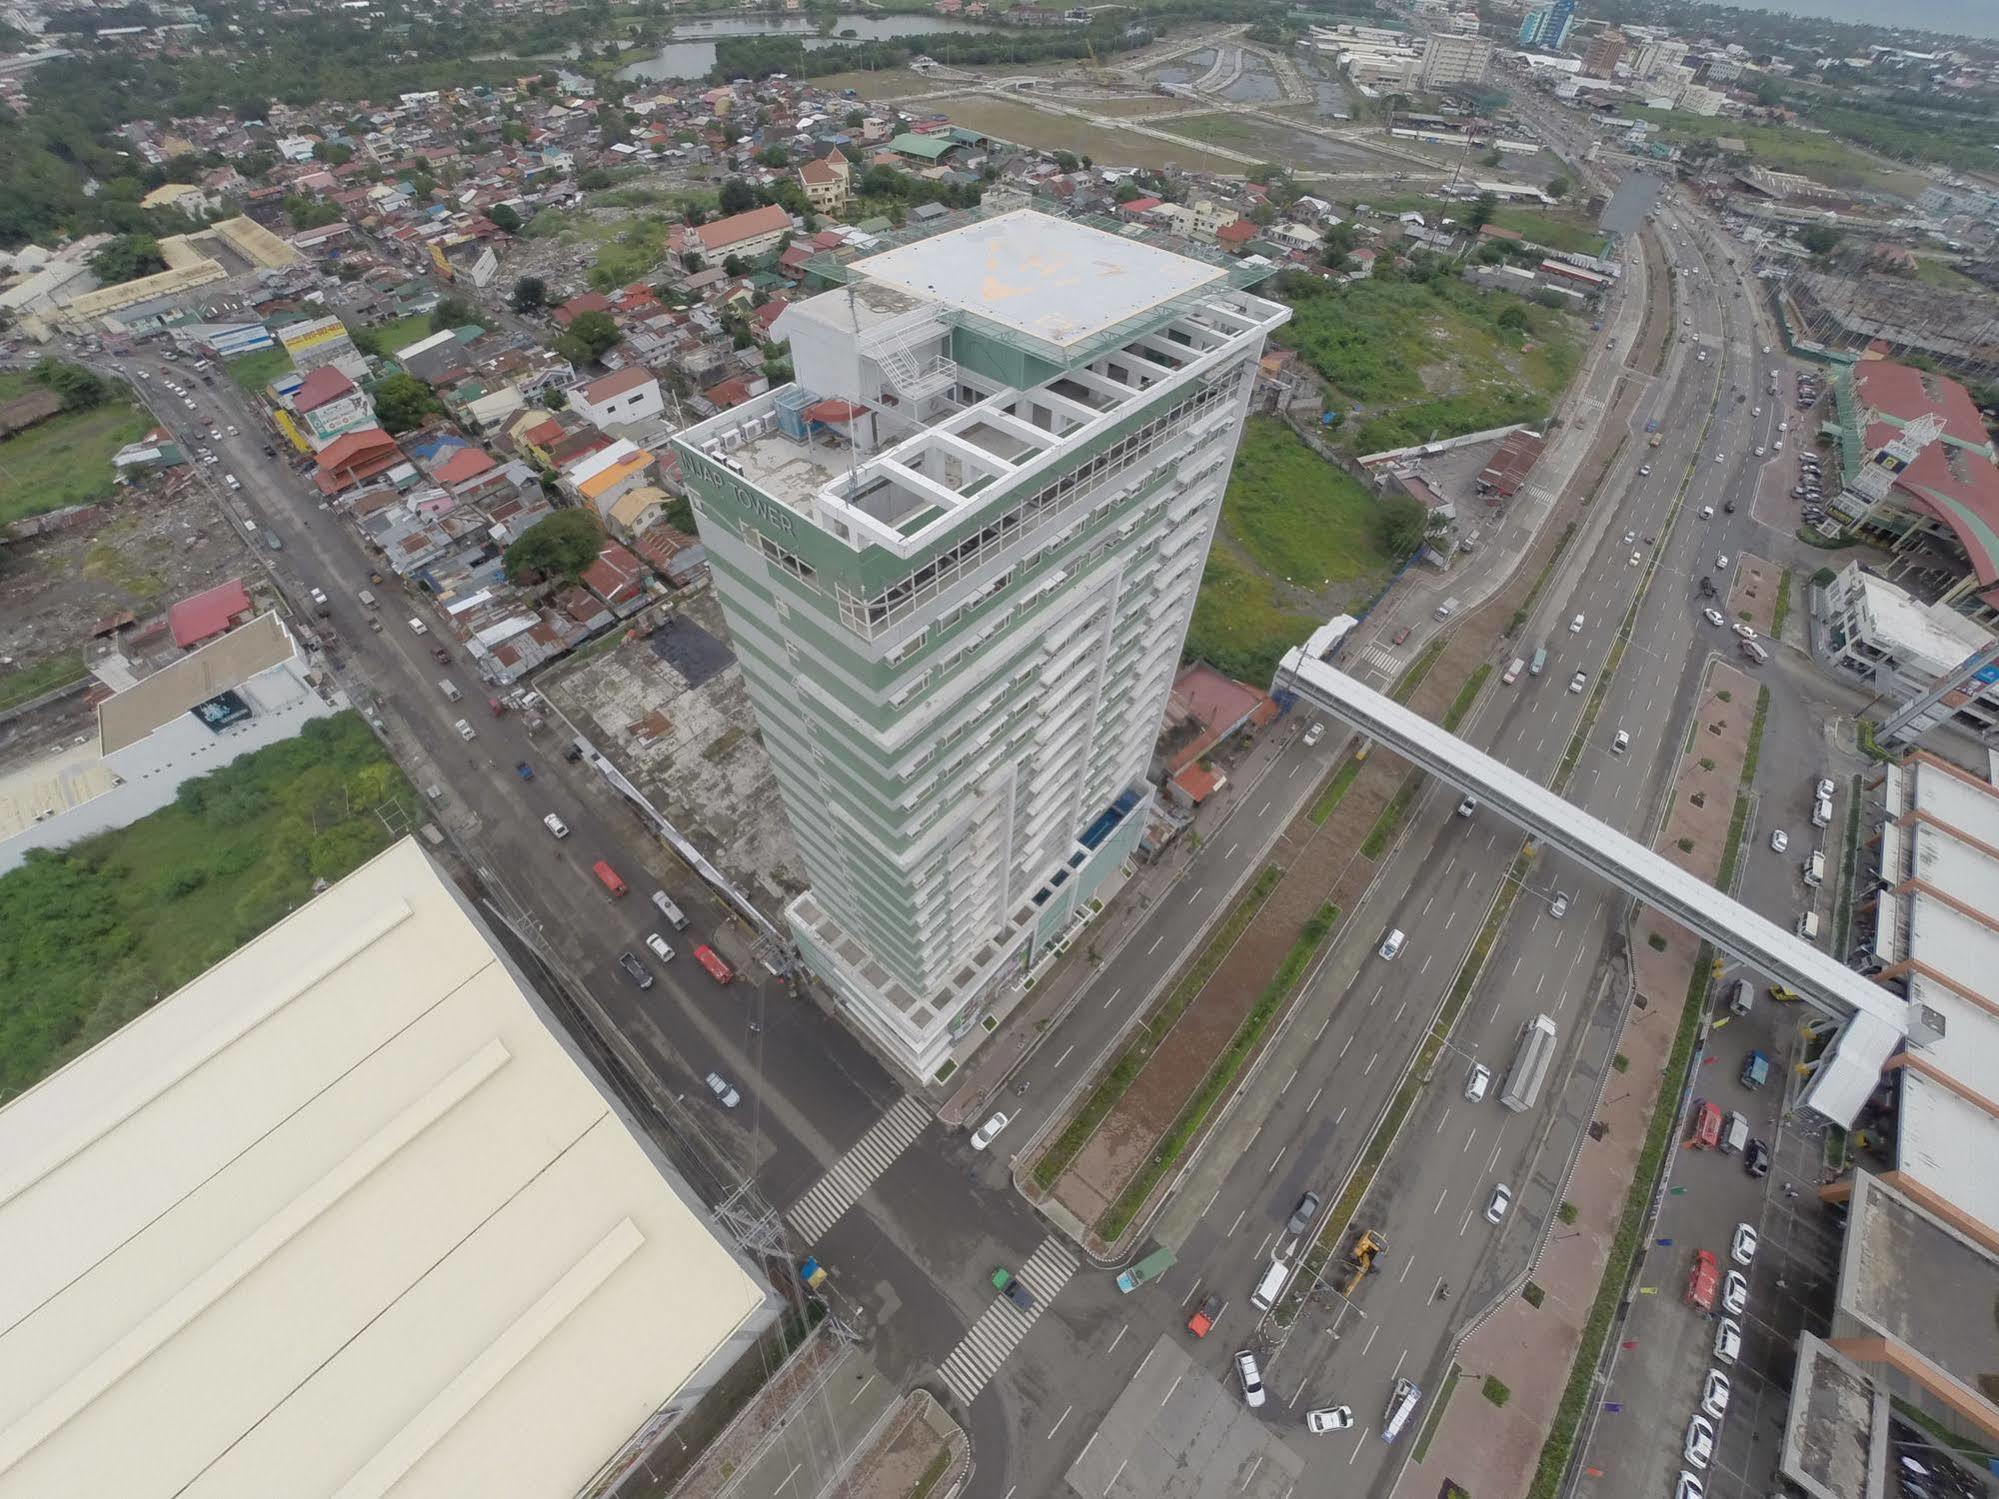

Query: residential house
[314,427,405,496]
[687,204,791,268]
[565,440,655,518]
[796,150,853,214]
[168,578,256,650]
[568,367,665,431]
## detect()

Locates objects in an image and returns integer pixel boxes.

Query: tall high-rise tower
[673,210,1288,1079]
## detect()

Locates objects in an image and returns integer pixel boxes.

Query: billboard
[190,688,253,732]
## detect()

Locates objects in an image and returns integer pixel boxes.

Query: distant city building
[1421,32,1494,87]
[674,210,1288,1079]
[1580,28,1628,78]
[1820,564,1999,738]
[1517,0,1577,50]
[1632,37,1688,80]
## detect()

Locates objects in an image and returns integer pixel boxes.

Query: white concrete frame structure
[1275,636,1907,1125]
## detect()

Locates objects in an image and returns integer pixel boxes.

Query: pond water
[613,13,999,81]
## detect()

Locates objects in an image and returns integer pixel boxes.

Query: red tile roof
[696,203,789,253]
[705,376,754,410]
[1851,360,1999,601]
[578,366,656,404]
[434,446,496,485]
[581,540,646,602]
[293,365,357,414]
[169,578,253,650]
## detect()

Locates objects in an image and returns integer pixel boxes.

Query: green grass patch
[1031,865,1282,1191]
[361,313,444,358]
[1526,941,1710,1499]
[1392,637,1448,704]
[0,389,155,526]
[1281,849,1529,1324]
[225,344,295,394]
[0,713,418,1105]
[0,649,88,712]
[1185,544,1322,688]
[1742,686,1772,784]
[1621,106,1909,191]
[1276,274,1578,454]
[1441,664,1491,733]
[1095,900,1341,1242]
[1557,1200,1578,1225]
[1482,1375,1512,1408]
[1856,718,1895,764]
[1221,418,1397,588]
[1309,754,1366,826]
[1360,773,1421,860]
[909,1445,954,1499]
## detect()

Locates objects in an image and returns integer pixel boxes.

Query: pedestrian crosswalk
[1352,643,1402,685]
[936,1235,1081,1407]
[786,1094,932,1243]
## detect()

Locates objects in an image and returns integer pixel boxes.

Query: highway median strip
[1030,864,1282,1193]
[1094,901,1342,1244]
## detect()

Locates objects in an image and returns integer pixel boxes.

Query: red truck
[693,944,734,984]
[592,860,629,898]
[1686,1249,1720,1313]
[1689,1098,1722,1151]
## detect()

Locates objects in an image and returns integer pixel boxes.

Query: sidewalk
[1394,660,1760,1499]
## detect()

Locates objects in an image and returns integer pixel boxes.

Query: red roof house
[168,578,255,650]
[314,426,404,495]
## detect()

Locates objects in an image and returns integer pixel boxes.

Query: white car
[705,1071,741,1108]
[1379,928,1407,961]
[225,424,238,435]
[1732,623,1757,640]
[1723,1269,1749,1317]
[1752,406,1762,416]
[1303,721,1325,747]
[1457,795,1477,818]
[1731,1222,1758,1265]
[1769,828,1789,853]
[644,932,675,963]
[1629,551,1642,567]
[1703,608,1725,627]
[1714,1317,1742,1364]
[1612,729,1630,754]
[1701,1369,1731,1420]
[1714,452,1724,464]
[1485,1183,1513,1223]
[542,812,569,838]
[1676,1472,1705,1499]
[1715,554,1730,570]
[1570,613,1585,633]
[1568,670,1587,694]
[1699,505,1714,519]
[1305,1405,1354,1432]
[971,1112,1010,1150]
[1235,1349,1266,1408]
[1816,776,1837,800]
[1465,1064,1492,1102]
[1684,1415,1716,1469]
[1639,464,1652,476]
[1550,891,1569,919]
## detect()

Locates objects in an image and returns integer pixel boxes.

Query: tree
[510,275,547,312]
[1800,224,1841,257]
[1053,151,1080,174]
[431,296,475,333]
[88,234,164,285]
[757,145,789,168]
[1497,302,1530,333]
[843,108,866,129]
[543,387,569,409]
[313,141,354,166]
[488,203,522,234]
[31,356,107,410]
[1546,176,1571,199]
[1114,179,1143,204]
[554,309,619,365]
[723,254,749,278]
[718,177,758,215]
[371,373,443,434]
[1466,191,1499,235]
[503,508,605,585]
[1377,494,1431,557]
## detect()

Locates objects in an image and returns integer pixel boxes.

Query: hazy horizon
[1714,0,1999,43]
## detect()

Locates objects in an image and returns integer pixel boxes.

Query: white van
[437,679,463,703]
[1797,911,1821,942]
[1811,795,1832,829]
[1721,1111,1750,1155]
[1250,1257,1292,1311]
[1803,850,1825,886]
[1727,978,1754,1016]
[408,616,429,636]
[650,889,690,931]
[1378,928,1407,961]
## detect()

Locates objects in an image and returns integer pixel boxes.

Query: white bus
[1382,1378,1424,1443]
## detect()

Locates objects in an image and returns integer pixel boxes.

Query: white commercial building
[1421,32,1494,87]
[1822,564,1999,737]
[0,836,777,1498]
[0,613,340,876]
[675,210,1288,1079]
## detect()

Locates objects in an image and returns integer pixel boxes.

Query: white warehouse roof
[0,838,772,1499]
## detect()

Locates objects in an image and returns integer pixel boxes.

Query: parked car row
[1678,1222,1761,1494]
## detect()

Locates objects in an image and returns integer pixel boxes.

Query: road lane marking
[1149,934,1164,955]
[1108,1324,1128,1355]
[1228,1209,1245,1237]
[1487,1140,1504,1171]
[1307,1085,1323,1112]
[1459,1205,1477,1235]
[1464,1128,1477,1153]
[1362,1325,1380,1357]
[1054,1044,1074,1069]
[1267,1146,1287,1176]
[1256,1231,1275,1260]
[1421,954,1433,974]
[774,1464,801,1494]
[1048,1405,1073,1440]
[1205,1185,1223,1212]
[1335,1107,1347,1126]
[1162,1375,1183,1407]
[1225,842,1238,861]
[1315,1014,1331,1040]
[1364,1052,1378,1076]
[1389,1349,1408,1383]
[1282,1067,1298,1094]
[1399,1255,1415,1283]
[1341,1034,1354,1057]
[1242,1456,1264,1491]
[1104,1459,1127,1495]
[1350,1435,1368,1464]
[1258,799,1271,817]
[850,1374,877,1405]
[1435,1188,1449,1214]
[1104,985,1123,1010]
[1288,1373,1309,1407]
[1421,894,1435,917]
[1394,999,1407,1022]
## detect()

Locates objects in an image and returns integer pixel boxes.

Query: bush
[1558,1201,1578,1224]
[1523,1282,1545,1307]
[1612,1052,1630,1073]
[1483,1376,1512,1407]
[1647,933,1668,952]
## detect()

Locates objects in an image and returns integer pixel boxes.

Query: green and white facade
[673,210,1288,1080]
